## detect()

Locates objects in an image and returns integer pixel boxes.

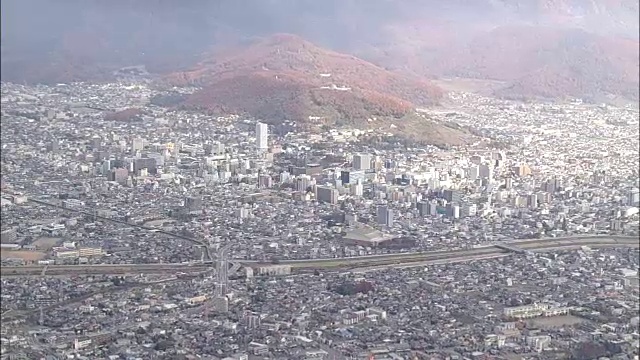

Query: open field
[1,250,47,262]
[30,237,61,250]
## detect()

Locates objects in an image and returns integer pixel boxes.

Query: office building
[376,205,394,227]
[352,181,363,197]
[101,160,112,175]
[468,165,479,181]
[543,177,564,193]
[109,168,129,185]
[258,175,273,188]
[132,137,145,152]
[295,176,310,192]
[512,164,532,177]
[256,122,268,151]
[417,201,429,217]
[479,164,493,181]
[353,154,371,171]
[505,177,513,190]
[316,186,339,205]
[443,189,462,204]
[445,204,460,219]
[133,157,157,173]
[279,171,291,184]
[341,170,367,185]
[205,141,225,155]
[427,200,438,216]
[461,203,477,217]
[628,188,639,207]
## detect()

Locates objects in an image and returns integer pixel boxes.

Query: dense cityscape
[1,81,639,360]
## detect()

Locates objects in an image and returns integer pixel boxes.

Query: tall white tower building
[256,122,268,151]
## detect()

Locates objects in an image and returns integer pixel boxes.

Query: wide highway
[1,235,637,277]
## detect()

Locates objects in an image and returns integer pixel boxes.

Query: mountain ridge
[167,34,471,146]
[1,0,637,103]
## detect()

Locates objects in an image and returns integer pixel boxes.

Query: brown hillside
[168,34,468,145]
[426,26,639,101]
[167,34,443,106]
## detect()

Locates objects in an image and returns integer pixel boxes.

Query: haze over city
[0,1,639,359]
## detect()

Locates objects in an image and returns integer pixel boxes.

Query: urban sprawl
[0,82,639,360]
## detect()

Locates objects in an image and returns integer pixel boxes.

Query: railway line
[2,236,637,277]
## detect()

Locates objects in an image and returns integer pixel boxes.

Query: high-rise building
[132,137,145,152]
[512,164,532,177]
[479,164,493,181]
[295,177,309,192]
[527,194,538,209]
[443,189,462,204]
[427,200,438,216]
[468,165,479,181]
[316,186,339,204]
[258,175,273,188]
[353,154,371,171]
[341,170,366,185]
[505,177,513,190]
[445,204,460,219]
[628,188,639,207]
[544,177,564,193]
[417,201,429,217]
[461,203,477,217]
[101,160,112,175]
[352,181,364,197]
[279,171,291,184]
[256,122,268,151]
[109,168,129,184]
[376,205,394,227]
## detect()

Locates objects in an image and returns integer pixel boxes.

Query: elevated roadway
[2,235,637,277]
[1,263,211,277]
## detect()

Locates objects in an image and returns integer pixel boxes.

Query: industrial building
[342,227,395,247]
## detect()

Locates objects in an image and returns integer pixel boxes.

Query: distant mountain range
[424,26,640,102]
[1,0,637,104]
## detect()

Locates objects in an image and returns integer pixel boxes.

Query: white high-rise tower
[256,122,268,151]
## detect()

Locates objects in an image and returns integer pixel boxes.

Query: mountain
[168,35,470,146]
[422,26,639,101]
[168,34,443,106]
[1,0,637,103]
